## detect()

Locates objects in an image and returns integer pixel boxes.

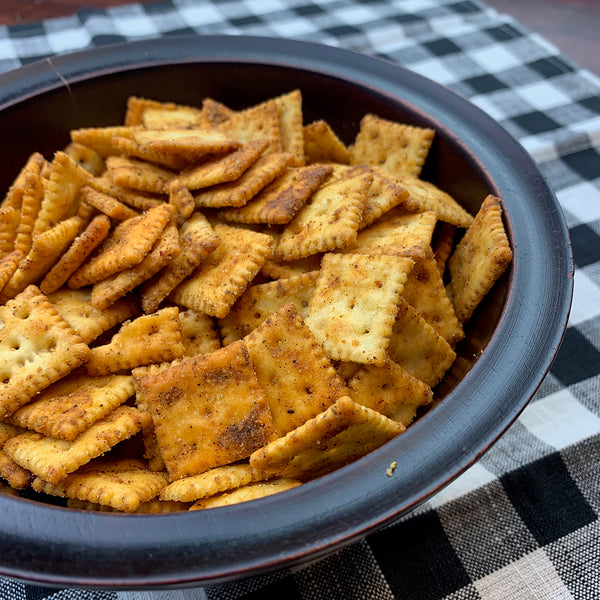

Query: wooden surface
[0,0,598,76]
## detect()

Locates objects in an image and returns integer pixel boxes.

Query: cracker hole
[13,307,30,320]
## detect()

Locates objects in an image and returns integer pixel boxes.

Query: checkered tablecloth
[0,0,599,598]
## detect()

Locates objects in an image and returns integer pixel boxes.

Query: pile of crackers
[0,89,512,513]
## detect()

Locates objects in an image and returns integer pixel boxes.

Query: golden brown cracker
[39,214,112,295]
[124,96,195,126]
[200,97,235,128]
[193,152,294,209]
[305,253,414,365]
[170,224,274,319]
[0,250,22,295]
[80,186,138,221]
[133,340,278,480]
[219,164,333,225]
[112,134,190,171]
[4,405,151,485]
[432,221,456,276]
[273,169,372,261]
[32,151,91,238]
[47,287,139,345]
[88,175,163,212]
[402,254,464,345]
[387,297,456,388]
[245,303,349,436]
[347,359,433,426]
[0,422,32,489]
[271,89,305,165]
[71,126,135,157]
[303,120,350,164]
[9,373,135,442]
[32,458,168,513]
[349,113,435,177]
[446,195,513,323]
[177,140,268,191]
[178,309,221,356]
[141,106,203,130]
[0,205,20,257]
[90,222,180,311]
[160,462,258,502]
[391,173,474,228]
[166,179,195,224]
[63,141,105,176]
[86,306,185,376]
[14,160,45,256]
[339,208,437,260]
[260,253,323,280]
[106,155,175,194]
[68,203,173,288]
[250,396,404,481]
[221,270,319,341]
[190,478,301,510]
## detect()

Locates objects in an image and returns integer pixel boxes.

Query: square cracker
[13,154,45,256]
[387,297,456,388]
[31,458,168,513]
[47,287,139,345]
[170,224,274,319]
[8,373,135,441]
[141,212,220,314]
[339,207,438,260]
[220,270,320,342]
[349,113,435,178]
[0,285,90,420]
[347,358,433,426]
[0,422,32,489]
[86,306,185,376]
[0,205,21,257]
[303,120,350,164]
[68,203,174,289]
[193,152,294,209]
[273,169,372,261]
[271,89,305,166]
[178,309,221,356]
[133,340,278,480]
[244,303,349,435]
[446,194,513,323]
[305,253,414,365]
[219,164,333,225]
[105,155,175,194]
[402,254,464,345]
[250,396,404,481]
[4,405,151,485]
[160,462,258,502]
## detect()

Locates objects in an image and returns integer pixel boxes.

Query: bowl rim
[0,34,573,589]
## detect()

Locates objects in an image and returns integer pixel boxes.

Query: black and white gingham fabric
[1,0,599,598]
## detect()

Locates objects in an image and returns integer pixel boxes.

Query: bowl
[0,34,573,589]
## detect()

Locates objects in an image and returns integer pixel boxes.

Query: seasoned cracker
[86,306,185,376]
[32,151,91,238]
[4,405,151,485]
[305,253,414,365]
[63,141,105,176]
[170,224,274,319]
[1,216,83,301]
[271,89,305,165]
[390,173,474,228]
[432,221,456,276]
[339,208,437,260]
[160,462,258,502]
[245,303,349,436]
[0,422,32,489]
[250,396,404,481]
[193,152,294,209]
[190,478,301,510]
[0,250,22,295]
[178,309,221,356]
[91,222,180,311]
[141,212,219,314]
[177,140,268,191]
[200,97,235,128]
[349,113,435,177]
[47,287,139,345]
[166,179,195,224]
[124,96,197,127]
[106,155,175,194]
[39,214,111,295]
[71,126,135,157]
[32,458,168,513]
[88,175,163,212]
[219,164,333,225]
[133,340,277,480]
[80,186,138,221]
[142,106,203,130]
[402,254,464,345]
[347,358,433,426]
[112,134,190,171]
[387,297,456,387]
[0,205,20,257]
[273,169,372,261]
[13,157,45,256]
[221,270,319,341]
[68,203,173,288]
[303,120,350,164]
[9,373,135,441]
[260,253,323,280]
[446,194,513,323]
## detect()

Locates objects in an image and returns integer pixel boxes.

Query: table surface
[0,1,598,599]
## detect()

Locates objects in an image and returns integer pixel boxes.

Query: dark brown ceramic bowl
[0,35,572,589]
